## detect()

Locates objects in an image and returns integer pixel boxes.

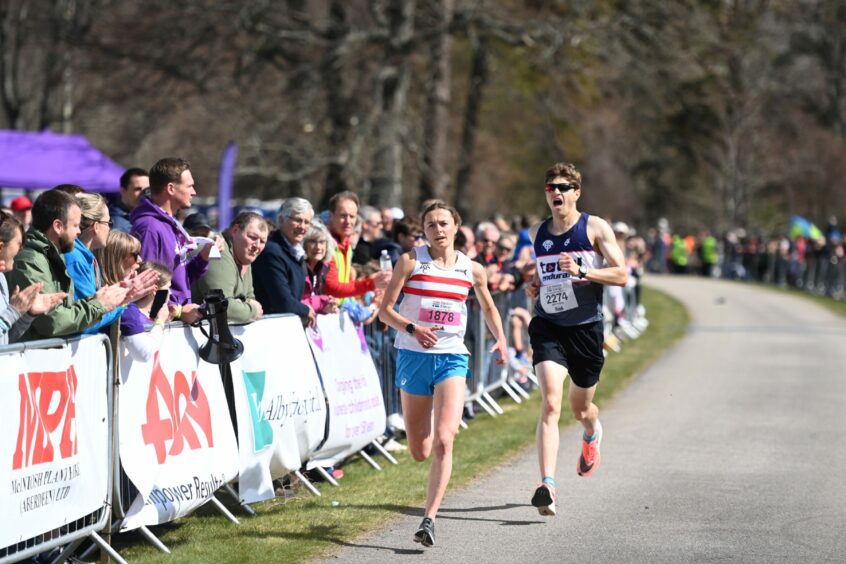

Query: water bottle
[380,249,392,273]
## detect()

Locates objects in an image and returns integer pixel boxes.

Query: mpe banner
[306,313,386,469]
[0,336,110,549]
[118,325,238,531]
[230,316,327,504]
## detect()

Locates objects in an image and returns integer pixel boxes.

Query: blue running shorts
[395,349,471,396]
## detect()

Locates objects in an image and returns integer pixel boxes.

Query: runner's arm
[586,217,628,286]
[377,251,416,331]
[471,261,508,364]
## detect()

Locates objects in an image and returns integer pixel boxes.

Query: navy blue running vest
[532,212,605,326]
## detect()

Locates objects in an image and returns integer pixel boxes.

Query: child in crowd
[121,262,174,362]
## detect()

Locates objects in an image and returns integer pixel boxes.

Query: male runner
[526,162,628,515]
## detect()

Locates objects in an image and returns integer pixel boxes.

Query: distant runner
[526,162,628,516]
[379,200,507,547]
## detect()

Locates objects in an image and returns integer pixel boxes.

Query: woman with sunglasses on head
[525,162,628,517]
[379,200,508,548]
[64,192,128,334]
[0,211,67,344]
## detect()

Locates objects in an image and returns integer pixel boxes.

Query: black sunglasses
[545,182,578,193]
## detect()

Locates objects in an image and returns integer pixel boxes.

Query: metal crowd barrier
[0,334,122,564]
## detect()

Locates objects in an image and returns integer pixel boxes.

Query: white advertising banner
[118,324,238,531]
[0,336,110,549]
[230,315,327,504]
[306,313,386,469]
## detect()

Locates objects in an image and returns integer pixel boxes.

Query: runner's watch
[405,323,416,335]
[578,264,588,279]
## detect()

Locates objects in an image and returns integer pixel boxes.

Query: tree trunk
[369,0,415,208]
[321,0,353,207]
[455,30,488,221]
[418,0,453,207]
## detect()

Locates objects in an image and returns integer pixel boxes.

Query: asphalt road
[323,276,846,563]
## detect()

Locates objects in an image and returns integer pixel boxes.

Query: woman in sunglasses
[95,230,143,286]
[64,192,125,334]
[379,200,508,548]
[525,162,628,516]
[0,211,66,344]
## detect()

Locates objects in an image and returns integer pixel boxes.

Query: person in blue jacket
[64,191,125,333]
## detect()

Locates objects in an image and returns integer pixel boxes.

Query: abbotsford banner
[306,313,386,469]
[229,316,327,504]
[118,325,238,531]
[0,336,110,549]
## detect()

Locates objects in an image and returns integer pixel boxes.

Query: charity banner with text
[1,336,110,549]
[306,313,386,469]
[230,315,328,504]
[118,325,238,531]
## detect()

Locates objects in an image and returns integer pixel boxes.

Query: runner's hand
[525,275,540,298]
[414,325,443,349]
[489,337,508,365]
[558,252,578,276]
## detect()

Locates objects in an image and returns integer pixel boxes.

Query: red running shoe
[577,420,603,477]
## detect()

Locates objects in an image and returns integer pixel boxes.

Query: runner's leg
[423,376,466,518]
[401,391,434,462]
[568,380,598,437]
[536,360,567,478]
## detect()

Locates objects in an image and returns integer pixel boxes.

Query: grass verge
[117,286,688,563]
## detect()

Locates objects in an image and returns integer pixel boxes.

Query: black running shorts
[528,316,605,389]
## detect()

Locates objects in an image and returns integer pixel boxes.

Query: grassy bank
[118,286,689,563]
[753,282,846,319]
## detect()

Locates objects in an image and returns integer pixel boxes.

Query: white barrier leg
[359,449,383,470]
[314,466,340,487]
[500,380,523,403]
[526,370,539,387]
[293,470,322,497]
[510,378,531,400]
[139,525,171,554]
[209,496,240,525]
[458,418,469,430]
[52,538,85,564]
[225,483,257,516]
[474,394,498,417]
[90,531,129,564]
[482,391,505,414]
[370,439,399,465]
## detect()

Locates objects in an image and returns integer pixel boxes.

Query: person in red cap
[10,196,32,231]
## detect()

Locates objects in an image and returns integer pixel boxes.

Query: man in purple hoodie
[131,158,223,324]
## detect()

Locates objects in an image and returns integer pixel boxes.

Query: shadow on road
[245,525,425,555]
[337,502,546,526]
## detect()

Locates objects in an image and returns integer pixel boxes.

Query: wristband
[153,319,165,326]
[173,305,183,319]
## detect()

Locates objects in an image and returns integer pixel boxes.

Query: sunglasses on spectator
[414,234,425,241]
[96,219,114,227]
[497,244,515,252]
[545,182,578,193]
[481,238,496,244]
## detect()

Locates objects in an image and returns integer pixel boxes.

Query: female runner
[378,200,507,547]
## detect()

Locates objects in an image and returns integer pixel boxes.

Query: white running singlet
[394,246,473,355]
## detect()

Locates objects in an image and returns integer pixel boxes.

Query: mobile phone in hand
[149,289,169,320]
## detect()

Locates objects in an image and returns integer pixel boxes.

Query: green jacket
[191,233,258,324]
[5,229,105,341]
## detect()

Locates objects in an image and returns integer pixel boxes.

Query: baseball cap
[182,212,212,231]
[10,196,32,212]
[612,221,630,236]
[390,206,405,220]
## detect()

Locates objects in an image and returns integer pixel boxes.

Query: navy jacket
[252,230,309,318]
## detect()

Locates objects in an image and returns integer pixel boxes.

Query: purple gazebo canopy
[0,130,125,193]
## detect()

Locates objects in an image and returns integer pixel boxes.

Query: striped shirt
[395,246,473,354]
